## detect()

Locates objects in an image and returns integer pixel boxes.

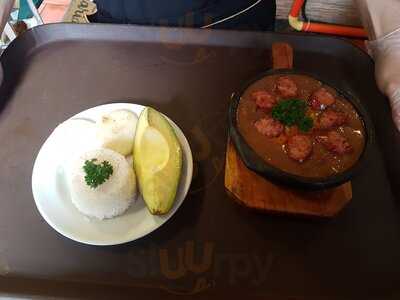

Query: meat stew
[236,74,366,178]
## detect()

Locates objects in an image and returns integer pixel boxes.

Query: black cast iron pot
[228,69,374,190]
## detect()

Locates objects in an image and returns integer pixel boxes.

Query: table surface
[0,24,399,299]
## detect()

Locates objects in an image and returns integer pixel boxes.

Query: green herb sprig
[83,159,113,189]
[271,99,313,132]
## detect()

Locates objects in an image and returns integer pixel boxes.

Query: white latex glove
[355,0,400,131]
[368,29,400,130]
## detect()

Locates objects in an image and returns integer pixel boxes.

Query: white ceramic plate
[32,103,193,246]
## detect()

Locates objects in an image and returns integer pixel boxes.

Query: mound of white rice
[68,148,137,219]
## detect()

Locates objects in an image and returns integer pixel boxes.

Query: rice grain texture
[68,149,137,219]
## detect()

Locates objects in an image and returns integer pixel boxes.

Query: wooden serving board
[224,43,352,218]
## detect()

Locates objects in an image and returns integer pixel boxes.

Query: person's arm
[0,0,15,86]
[0,0,14,37]
[354,0,400,130]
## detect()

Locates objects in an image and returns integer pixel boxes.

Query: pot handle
[272,43,293,70]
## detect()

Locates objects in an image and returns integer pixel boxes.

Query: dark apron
[90,0,276,31]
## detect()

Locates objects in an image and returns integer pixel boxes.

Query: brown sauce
[237,74,365,178]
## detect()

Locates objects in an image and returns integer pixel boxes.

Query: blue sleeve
[18,0,43,20]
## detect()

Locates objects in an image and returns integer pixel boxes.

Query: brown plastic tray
[0,24,400,299]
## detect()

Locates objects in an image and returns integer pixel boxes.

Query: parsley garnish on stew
[83,159,113,189]
[271,99,313,132]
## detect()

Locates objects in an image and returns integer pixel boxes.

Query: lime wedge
[133,107,182,215]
